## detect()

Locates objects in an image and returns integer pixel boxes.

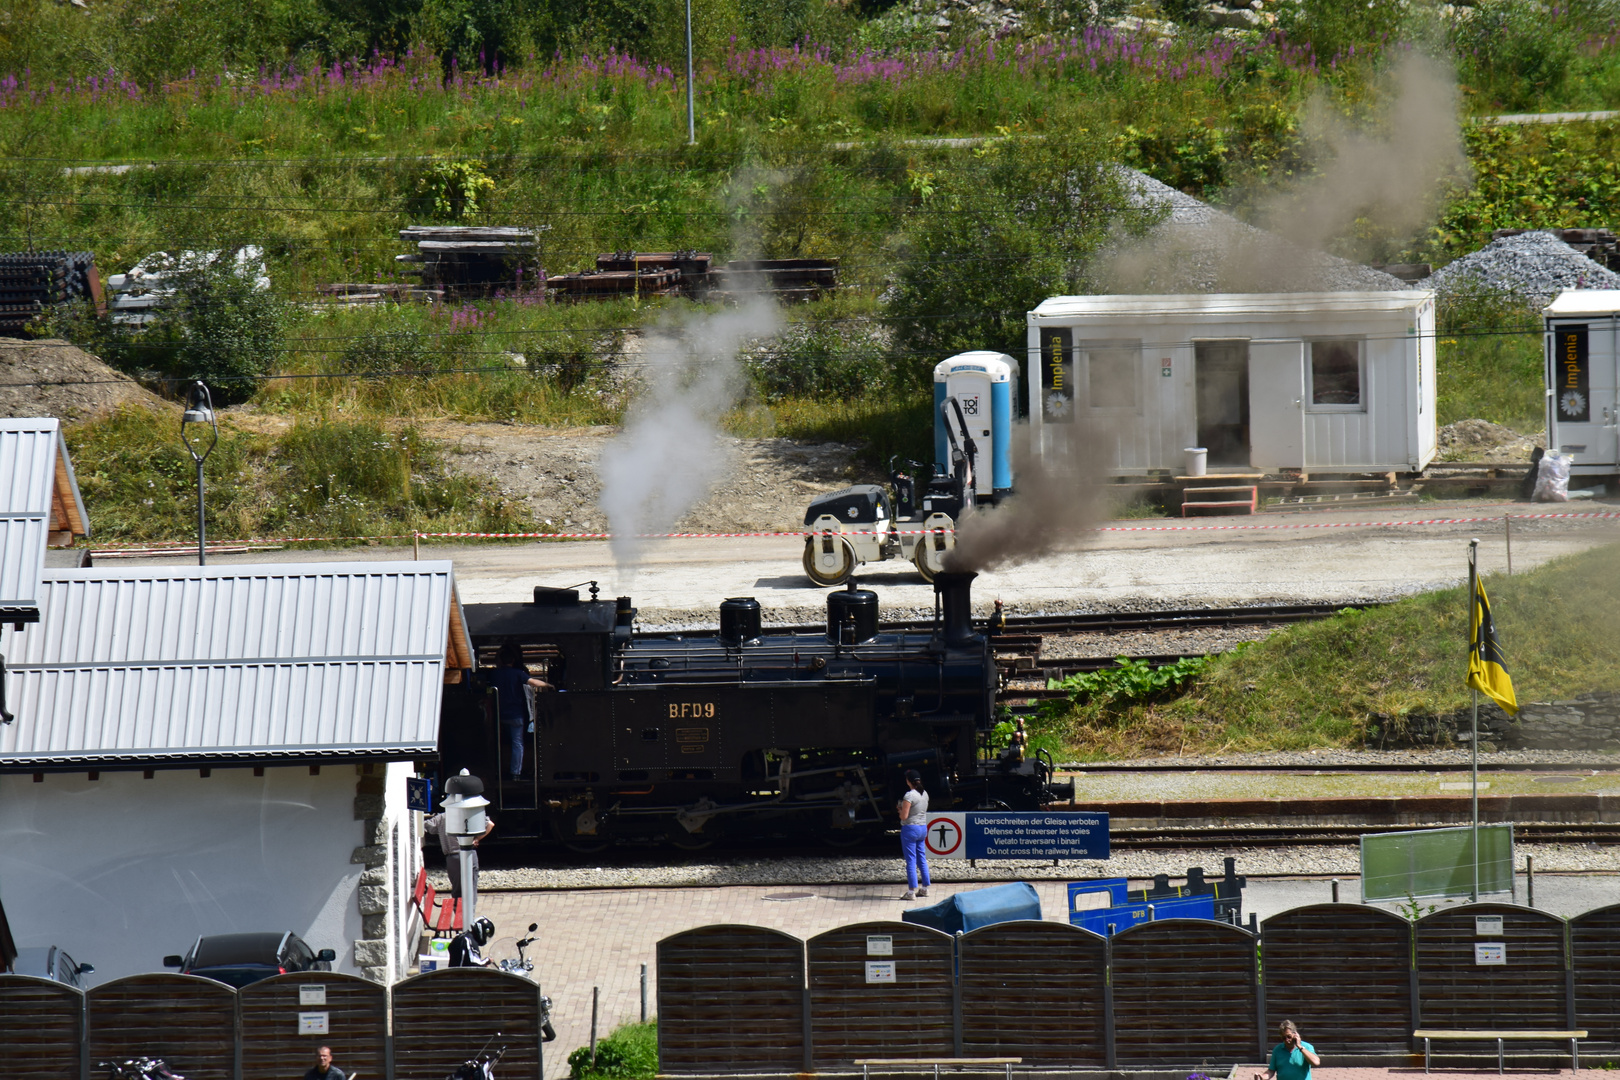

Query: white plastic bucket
[1183,447,1208,477]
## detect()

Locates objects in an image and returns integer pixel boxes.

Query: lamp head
[179,380,219,461]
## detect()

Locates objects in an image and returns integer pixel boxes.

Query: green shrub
[886,134,1156,378]
[341,328,439,377]
[745,319,896,402]
[567,1021,658,1080]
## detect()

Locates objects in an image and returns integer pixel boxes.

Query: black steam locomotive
[436,571,1072,849]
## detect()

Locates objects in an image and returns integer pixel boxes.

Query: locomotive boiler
[436,571,1071,850]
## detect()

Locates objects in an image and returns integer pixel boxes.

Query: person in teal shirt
[1256,1020,1319,1080]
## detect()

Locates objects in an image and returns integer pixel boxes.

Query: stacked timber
[545,267,683,301]
[315,283,446,306]
[594,251,715,297]
[395,226,543,297]
[0,251,103,336]
[711,258,838,300]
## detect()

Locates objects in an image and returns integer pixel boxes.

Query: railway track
[1058,762,1620,773]
[673,601,1366,639]
[1111,822,1620,849]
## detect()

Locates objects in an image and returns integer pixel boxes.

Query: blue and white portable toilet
[933,351,1019,501]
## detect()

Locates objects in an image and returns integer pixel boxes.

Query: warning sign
[925,812,1109,860]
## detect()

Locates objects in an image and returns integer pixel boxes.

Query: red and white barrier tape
[87,508,1620,558]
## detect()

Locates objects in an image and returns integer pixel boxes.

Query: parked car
[163,932,335,988]
[12,945,95,988]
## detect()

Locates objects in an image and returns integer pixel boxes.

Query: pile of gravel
[1101,170,1411,294]
[1421,231,1620,307]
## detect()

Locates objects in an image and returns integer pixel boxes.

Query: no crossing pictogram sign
[924,814,965,856]
[924,811,1110,860]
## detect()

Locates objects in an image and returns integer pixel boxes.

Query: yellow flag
[1467,575,1518,716]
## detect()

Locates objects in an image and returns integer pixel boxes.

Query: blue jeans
[901,823,931,891]
[502,717,526,778]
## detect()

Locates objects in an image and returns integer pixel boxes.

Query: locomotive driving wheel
[803,534,855,586]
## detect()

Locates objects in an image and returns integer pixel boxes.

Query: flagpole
[1469,537,1480,903]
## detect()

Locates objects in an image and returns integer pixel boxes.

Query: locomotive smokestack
[934,571,980,646]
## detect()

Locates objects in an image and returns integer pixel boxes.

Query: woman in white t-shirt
[897,769,931,900]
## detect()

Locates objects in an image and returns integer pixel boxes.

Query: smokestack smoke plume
[943,425,1107,573]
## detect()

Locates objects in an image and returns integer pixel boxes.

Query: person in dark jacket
[305,1047,346,1080]
[489,644,551,780]
[449,918,496,968]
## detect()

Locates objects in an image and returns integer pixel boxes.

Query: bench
[411,866,463,937]
[854,1058,1021,1080]
[1413,1028,1587,1074]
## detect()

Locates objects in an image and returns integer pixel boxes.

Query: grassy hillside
[1043,544,1620,758]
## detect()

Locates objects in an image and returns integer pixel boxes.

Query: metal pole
[196,458,207,566]
[1527,855,1535,907]
[684,0,696,144]
[640,963,648,1022]
[590,986,600,1067]
[1470,538,1480,903]
[1505,514,1513,575]
[460,840,476,927]
[1331,878,1340,903]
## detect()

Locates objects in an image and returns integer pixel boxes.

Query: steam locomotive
[436,572,1072,849]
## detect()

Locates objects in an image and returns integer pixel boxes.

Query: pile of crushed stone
[1101,169,1411,294]
[1422,231,1620,306]
[0,338,170,420]
[1435,418,1544,462]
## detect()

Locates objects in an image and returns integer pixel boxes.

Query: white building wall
[0,767,363,982]
[385,760,424,981]
[1028,296,1435,474]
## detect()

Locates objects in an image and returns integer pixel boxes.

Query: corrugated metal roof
[0,561,470,767]
[0,418,75,623]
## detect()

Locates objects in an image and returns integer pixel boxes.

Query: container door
[1194,340,1250,468]
[944,370,995,496]
[1247,341,1305,470]
[1548,320,1618,471]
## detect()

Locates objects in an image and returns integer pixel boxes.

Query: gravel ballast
[1421,230,1620,305]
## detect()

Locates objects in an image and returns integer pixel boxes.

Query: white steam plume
[597,299,780,574]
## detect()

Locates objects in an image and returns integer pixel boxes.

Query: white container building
[1543,290,1620,475]
[1026,291,1438,475]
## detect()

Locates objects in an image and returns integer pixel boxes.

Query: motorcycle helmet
[470,917,495,946]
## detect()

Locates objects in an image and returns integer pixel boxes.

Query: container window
[1310,339,1362,407]
[1085,343,1139,409]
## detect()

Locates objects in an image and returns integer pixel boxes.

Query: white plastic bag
[1533,449,1572,502]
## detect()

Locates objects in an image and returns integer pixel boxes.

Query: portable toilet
[1544,290,1620,475]
[933,352,1019,501]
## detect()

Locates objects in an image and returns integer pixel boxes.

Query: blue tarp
[901,882,1042,933]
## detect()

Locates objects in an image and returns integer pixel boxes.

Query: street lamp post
[685,0,696,144]
[180,381,219,566]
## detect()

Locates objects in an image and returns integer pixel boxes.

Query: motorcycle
[495,922,555,1042]
[496,922,537,978]
[446,1035,504,1080]
[100,1059,185,1080]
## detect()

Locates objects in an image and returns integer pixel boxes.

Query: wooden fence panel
[393,969,545,1080]
[1263,905,1412,1055]
[657,925,805,1074]
[87,975,236,1080]
[1572,903,1620,1054]
[0,974,84,1080]
[808,921,954,1068]
[240,973,387,1080]
[959,921,1107,1066]
[1113,920,1257,1065]
[1416,904,1566,1032]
